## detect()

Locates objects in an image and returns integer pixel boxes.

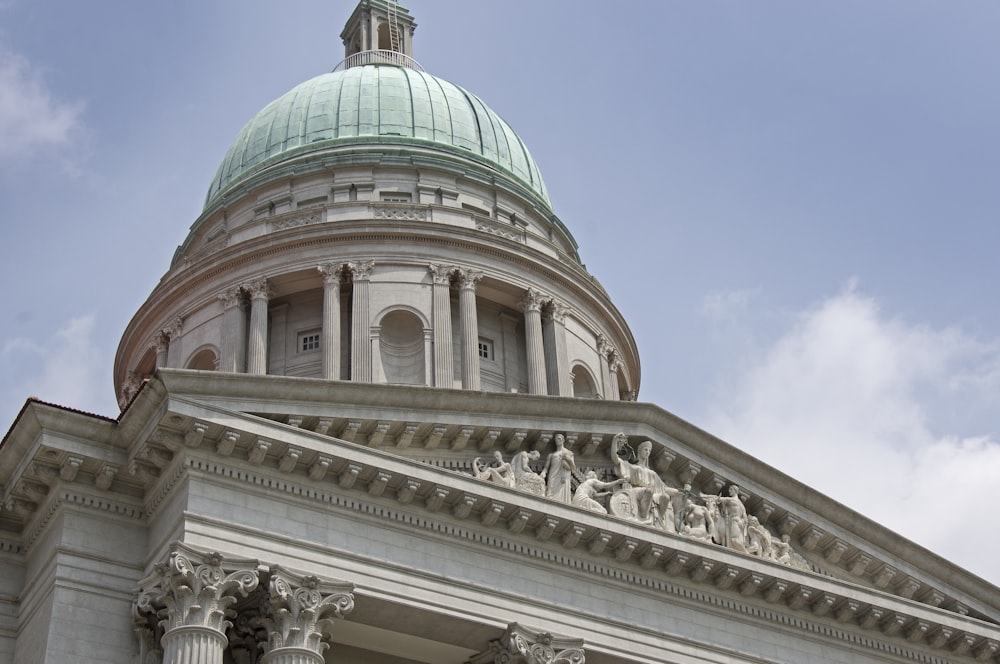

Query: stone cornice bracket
[468,623,585,664]
[134,542,261,637]
[261,567,355,662]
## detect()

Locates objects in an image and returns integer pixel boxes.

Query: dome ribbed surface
[205,65,549,209]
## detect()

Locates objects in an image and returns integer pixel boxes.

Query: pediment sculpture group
[473,433,808,569]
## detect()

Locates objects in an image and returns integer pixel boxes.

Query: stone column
[153,334,169,369]
[318,263,343,380]
[521,289,547,396]
[164,317,184,368]
[218,287,244,373]
[458,270,483,390]
[349,261,374,382]
[467,622,586,664]
[547,301,572,396]
[428,264,454,388]
[134,544,260,664]
[259,567,355,664]
[245,278,270,375]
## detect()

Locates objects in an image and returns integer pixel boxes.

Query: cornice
[174,437,1000,664]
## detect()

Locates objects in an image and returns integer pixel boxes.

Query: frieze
[472,432,812,571]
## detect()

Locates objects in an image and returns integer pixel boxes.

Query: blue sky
[2,1,999,585]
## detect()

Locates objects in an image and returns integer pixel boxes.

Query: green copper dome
[205,64,550,210]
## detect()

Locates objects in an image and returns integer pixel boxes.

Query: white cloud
[0,46,84,160]
[2,315,110,423]
[704,285,1000,586]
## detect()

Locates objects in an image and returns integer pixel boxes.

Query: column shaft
[318,264,342,380]
[550,303,572,396]
[429,265,454,388]
[459,271,482,390]
[522,290,547,395]
[161,625,228,664]
[218,288,243,373]
[350,261,374,382]
[246,279,270,375]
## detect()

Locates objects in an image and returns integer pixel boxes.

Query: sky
[1,1,999,587]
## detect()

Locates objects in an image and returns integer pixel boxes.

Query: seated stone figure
[510,449,545,496]
[473,451,514,488]
[608,433,679,531]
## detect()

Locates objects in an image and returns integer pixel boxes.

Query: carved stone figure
[511,450,545,496]
[540,434,578,503]
[682,502,715,543]
[609,434,676,529]
[572,471,623,514]
[746,515,773,559]
[473,451,515,488]
[711,485,749,552]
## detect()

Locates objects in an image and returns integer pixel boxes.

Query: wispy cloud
[0,45,84,161]
[2,314,110,424]
[703,285,1000,585]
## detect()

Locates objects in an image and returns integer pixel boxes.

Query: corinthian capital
[243,277,271,300]
[427,263,456,285]
[317,262,346,285]
[521,288,546,314]
[469,623,585,664]
[218,286,244,309]
[347,260,375,280]
[162,317,183,340]
[458,269,484,291]
[262,567,355,657]
[134,543,261,635]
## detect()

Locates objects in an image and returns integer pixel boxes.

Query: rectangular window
[478,338,494,361]
[299,332,321,352]
[380,192,412,203]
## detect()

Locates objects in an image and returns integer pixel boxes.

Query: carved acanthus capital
[261,567,355,658]
[521,288,546,314]
[243,278,271,301]
[458,269,484,291]
[317,262,346,285]
[162,317,183,340]
[428,263,457,285]
[219,286,245,309]
[546,300,569,324]
[150,333,169,354]
[346,260,375,281]
[134,543,261,635]
[469,623,585,664]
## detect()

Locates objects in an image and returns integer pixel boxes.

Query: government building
[2,2,998,662]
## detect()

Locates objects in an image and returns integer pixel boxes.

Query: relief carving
[466,433,810,570]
